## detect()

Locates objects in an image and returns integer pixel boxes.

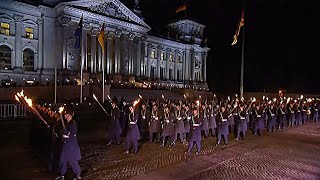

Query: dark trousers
[188,140,201,152]
[125,138,138,152]
[59,160,81,176]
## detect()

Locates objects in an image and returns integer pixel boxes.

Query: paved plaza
[0,119,320,180]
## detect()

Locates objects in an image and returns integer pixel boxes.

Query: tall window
[23,48,34,71]
[169,53,174,62]
[0,22,10,35]
[160,51,166,61]
[26,27,33,39]
[150,66,156,79]
[150,49,157,59]
[169,69,174,80]
[144,47,148,57]
[177,55,182,63]
[160,66,165,80]
[177,69,182,81]
[0,45,11,70]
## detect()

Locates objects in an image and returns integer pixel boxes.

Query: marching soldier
[183,105,192,140]
[288,103,296,127]
[278,103,287,130]
[139,103,150,140]
[56,108,82,180]
[236,104,246,141]
[253,104,264,136]
[186,108,202,155]
[207,103,217,137]
[200,104,209,138]
[216,106,229,146]
[160,106,175,147]
[107,101,121,145]
[268,103,277,132]
[172,103,185,145]
[149,104,161,142]
[124,103,140,154]
[311,102,319,122]
[302,103,308,124]
[119,99,129,137]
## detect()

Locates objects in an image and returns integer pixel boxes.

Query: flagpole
[102,47,105,103]
[240,25,245,98]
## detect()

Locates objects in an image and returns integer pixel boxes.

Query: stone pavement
[1,120,320,180]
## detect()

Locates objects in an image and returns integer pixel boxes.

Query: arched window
[23,48,34,71]
[0,45,11,70]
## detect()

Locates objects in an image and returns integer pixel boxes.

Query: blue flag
[74,15,83,49]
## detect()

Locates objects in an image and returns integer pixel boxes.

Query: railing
[0,104,27,119]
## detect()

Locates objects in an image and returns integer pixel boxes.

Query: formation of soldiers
[25,93,320,179]
[107,95,319,154]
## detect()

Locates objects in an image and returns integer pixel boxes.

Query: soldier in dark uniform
[107,101,121,145]
[288,103,296,127]
[172,103,185,145]
[200,104,209,138]
[278,103,286,130]
[56,108,82,180]
[216,106,229,146]
[139,103,150,140]
[295,103,302,126]
[311,102,319,122]
[183,105,192,140]
[302,103,308,124]
[149,104,161,142]
[236,105,246,141]
[160,106,175,147]
[268,103,277,132]
[119,99,129,137]
[253,104,264,136]
[124,103,140,154]
[207,103,217,137]
[186,108,202,155]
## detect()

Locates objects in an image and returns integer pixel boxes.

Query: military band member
[124,104,140,154]
[311,102,319,122]
[186,108,202,155]
[107,101,121,145]
[56,109,82,180]
[149,104,161,142]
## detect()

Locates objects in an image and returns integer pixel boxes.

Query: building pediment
[59,0,151,32]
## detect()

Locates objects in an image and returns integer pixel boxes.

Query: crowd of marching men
[16,90,320,180]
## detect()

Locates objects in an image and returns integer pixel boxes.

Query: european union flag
[74,15,83,49]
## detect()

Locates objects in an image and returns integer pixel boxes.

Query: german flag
[231,10,245,45]
[98,23,105,54]
[176,4,187,14]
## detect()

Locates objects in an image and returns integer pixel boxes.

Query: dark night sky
[124,0,320,94]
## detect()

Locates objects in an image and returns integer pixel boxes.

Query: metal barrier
[0,104,27,119]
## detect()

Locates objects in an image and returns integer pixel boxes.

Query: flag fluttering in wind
[176,4,187,13]
[74,15,83,49]
[98,23,105,54]
[231,10,244,45]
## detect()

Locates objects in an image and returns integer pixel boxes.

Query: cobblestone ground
[1,120,320,180]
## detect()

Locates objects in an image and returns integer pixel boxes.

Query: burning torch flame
[228,96,230,101]
[241,97,244,101]
[300,95,303,99]
[139,94,143,99]
[133,99,140,107]
[196,100,200,106]
[26,98,33,107]
[59,106,64,114]
[199,95,201,99]
[273,98,277,102]
[161,95,165,99]
[15,95,20,103]
[252,97,256,102]
[263,96,265,100]
[20,90,24,97]
[183,94,187,99]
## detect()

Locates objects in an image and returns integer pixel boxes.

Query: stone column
[37,18,43,71]
[135,36,142,76]
[202,52,207,82]
[90,29,98,73]
[146,43,152,77]
[61,20,70,69]
[140,36,146,76]
[128,32,135,75]
[182,51,186,81]
[165,48,170,80]
[14,14,23,71]
[156,46,161,79]
[114,30,121,74]
[174,50,178,81]
[191,50,195,81]
[106,31,114,74]
[81,23,88,72]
